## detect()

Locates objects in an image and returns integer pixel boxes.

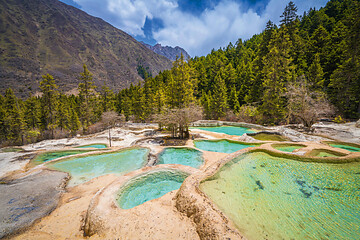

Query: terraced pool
[328,143,360,152]
[194,140,256,153]
[116,170,188,209]
[31,150,92,166]
[192,126,255,136]
[157,148,203,168]
[47,148,149,186]
[272,144,305,153]
[200,151,360,239]
[75,144,107,149]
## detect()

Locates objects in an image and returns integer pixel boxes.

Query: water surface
[194,140,256,153]
[117,170,188,209]
[158,148,203,168]
[273,144,304,153]
[328,143,360,152]
[47,148,149,186]
[192,126,255,136]
[75,144,107,149]
[200,152,360,239]
[31,150,91,166]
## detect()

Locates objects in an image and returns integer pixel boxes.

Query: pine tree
[57,95,71,131]
[260,27,294,124]
[24,95,41,130]
[308,53,324,91]
[40,74,59,137]
[212,72,228,119]
[280,1,298,26]
[168,53,195,108]
[100,83,116,112]
[228,86,241,113]
[78,64,96,132]
[201,91,213,119]
[3,89,26,143]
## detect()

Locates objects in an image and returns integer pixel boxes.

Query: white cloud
[153,1,267,56]
[73,0,329,56]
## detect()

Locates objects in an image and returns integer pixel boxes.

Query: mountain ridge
[141,42,191,61]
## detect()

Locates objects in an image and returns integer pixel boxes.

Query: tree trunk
[108,128,112,147]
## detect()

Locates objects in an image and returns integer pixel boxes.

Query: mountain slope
[0,0,172,97]
[142,43,191,61]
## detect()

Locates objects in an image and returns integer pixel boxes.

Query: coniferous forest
[0,0,359,145]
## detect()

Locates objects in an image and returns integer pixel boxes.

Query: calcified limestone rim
[83,165,199,237]
[174,142,360,240]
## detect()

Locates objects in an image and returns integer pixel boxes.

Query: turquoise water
[273,144,304,153]
[192,126,255,136]
[329,143,360,152]
[31,150,91,166]
[76,144,107,149]
[194,140,256,153]
[117,170,188,209]
[200,152,360,239]
[158,148,204,168]
[47,148,149,186]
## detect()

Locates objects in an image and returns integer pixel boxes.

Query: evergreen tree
[280,1,298,26]
[212,72,228,119]
[228,86,241,113]
[40,74,59,137]
[24,95,41,130]
[78,64,96,132]
[3,89,26,143]
[168,53,195,108]
[307,53,324,91]
[100,83,116,112]
[260,27,294,124]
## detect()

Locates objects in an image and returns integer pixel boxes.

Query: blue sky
[60,0,329,57]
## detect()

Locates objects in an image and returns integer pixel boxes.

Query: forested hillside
[117,0,359,122]
[0,0,359,145]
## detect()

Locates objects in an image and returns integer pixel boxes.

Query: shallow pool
[192,126,255,136]
[250,133,288,141]
[31,150,92,166]
[157,148,203,168]
[47,148,149,186]
[117,170,188,209]
[200,152,360,239]
[273,144,304,153]
[75,144,107,149]
[308,149,346,158]
[194,140,256,153]
[328,143,360,152]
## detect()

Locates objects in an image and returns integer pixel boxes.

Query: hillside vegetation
[0,0,172,97]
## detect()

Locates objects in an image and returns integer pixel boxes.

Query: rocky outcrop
[0,169,68,238]
[142,43,191,61]
[356,119,360,128]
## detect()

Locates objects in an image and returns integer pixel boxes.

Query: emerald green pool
[273,144,305,153]
[200,152,360,239]
[47,148,149,186]
[192,126,255,136]
[31,150,92,166]
[194,140,256,153]
[75,144,107,149]
[308,149,347,158]
[157,148,204,168]
[328,143,360,152]
[116,170,188,209]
